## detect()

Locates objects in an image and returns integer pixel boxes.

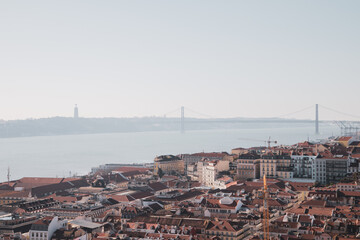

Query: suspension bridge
[162,104,360,135]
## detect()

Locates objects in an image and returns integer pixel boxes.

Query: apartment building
[29,216,67,240]
[312,156,348,185]
[153,155,185,175]
[260,155,293,179]
[180,152,229,173]
[236,154,260,180]
[291,154,316,179]
[198,159,230,187]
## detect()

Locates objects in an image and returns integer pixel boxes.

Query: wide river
[0,122,340,182]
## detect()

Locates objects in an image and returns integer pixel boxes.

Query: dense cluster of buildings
[1,136,360,239]
[177,136,360,186]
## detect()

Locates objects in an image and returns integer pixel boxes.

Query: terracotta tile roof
[302,199,326,207]
[113,167,151,173]
[31,179,89,198]
[147,203,163,212]
[190,152,228,158]
[31,216,54,228]
[252,198,286,207]
[121,170,144,178]
[0,190,30,198]
[296,141,314,147]
[287,182,314,192]
[148,182,168,192]
[340,191,360,197]
[298,234,316,240]
[130,191,154,200]
[63,177,82,182]
[205,198,239,209]
[217,176,232,182]
[338,136,352,141]
[298,215,312,223]
[15,177,64,189]
[145,233,191,240]
[278,191,296,197]
[107,194,135,202]
[206,220,244,232]
[268,226,288,234]
[287,206,333,217]
[18,177,64,184]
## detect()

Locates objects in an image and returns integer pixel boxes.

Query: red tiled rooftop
[340,191,360,197]
[205,198,239,209]
[191,152,228,158]
[287,206,333,217]
[302,199,326,207]
[33,216,54,226]
[206,220,237,232]
[113,167,151,173]
[338,136,352,141]
[18,177,63,184]
[107,194,135,202]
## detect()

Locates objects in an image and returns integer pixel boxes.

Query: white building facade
[29,216,67,240]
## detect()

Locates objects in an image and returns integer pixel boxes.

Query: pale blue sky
[1,1,359,120]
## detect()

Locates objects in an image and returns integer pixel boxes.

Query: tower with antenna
[74,104,79,118]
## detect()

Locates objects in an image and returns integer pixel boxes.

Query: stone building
[153,155,184,175]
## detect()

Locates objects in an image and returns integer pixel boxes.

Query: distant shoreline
[0,116,326,139]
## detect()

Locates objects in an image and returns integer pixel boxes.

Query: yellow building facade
[154,155,185,175]
[260,156,293,179]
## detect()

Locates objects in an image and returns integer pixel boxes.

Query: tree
[158,168,165,179]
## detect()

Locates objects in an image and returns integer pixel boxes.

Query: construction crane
[263,175,270,240]
[266,137,277,149]
[237,137,277,149]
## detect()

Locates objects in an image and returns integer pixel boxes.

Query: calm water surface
[0,123,339,182]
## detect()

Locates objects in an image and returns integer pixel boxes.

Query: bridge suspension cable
[163,107,181,117]
[319,105,360,120]
[183,106,215,119]
[274,105,314,119]
[164,104,360,120]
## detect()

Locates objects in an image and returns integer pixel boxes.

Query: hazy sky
[1,1,359,121]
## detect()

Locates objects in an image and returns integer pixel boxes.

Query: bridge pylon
[181,106,185,133]
[315,104,319,134]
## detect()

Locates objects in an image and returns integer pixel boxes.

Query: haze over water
[0,122,339,182]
